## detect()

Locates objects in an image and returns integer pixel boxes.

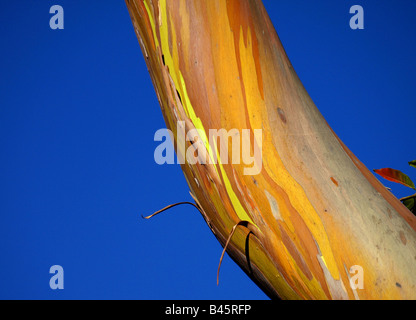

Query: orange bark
[126,0,416,299]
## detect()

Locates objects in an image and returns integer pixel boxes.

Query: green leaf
[373,168,416,190]
[402,195,416,215]
[409,160,416,169]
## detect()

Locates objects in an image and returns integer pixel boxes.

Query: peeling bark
[126,0,416,299]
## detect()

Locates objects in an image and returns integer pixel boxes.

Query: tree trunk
[126,0,416,299]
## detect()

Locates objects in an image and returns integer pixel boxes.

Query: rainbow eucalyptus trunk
[126,0,416,299]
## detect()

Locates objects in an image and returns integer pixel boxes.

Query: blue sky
[0,1,415,299]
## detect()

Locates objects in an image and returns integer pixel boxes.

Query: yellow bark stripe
[144,0,257,227]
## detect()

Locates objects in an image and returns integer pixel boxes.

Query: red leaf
[373,168,416,190]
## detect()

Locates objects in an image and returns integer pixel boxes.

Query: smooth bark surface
[126,0,416,299]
